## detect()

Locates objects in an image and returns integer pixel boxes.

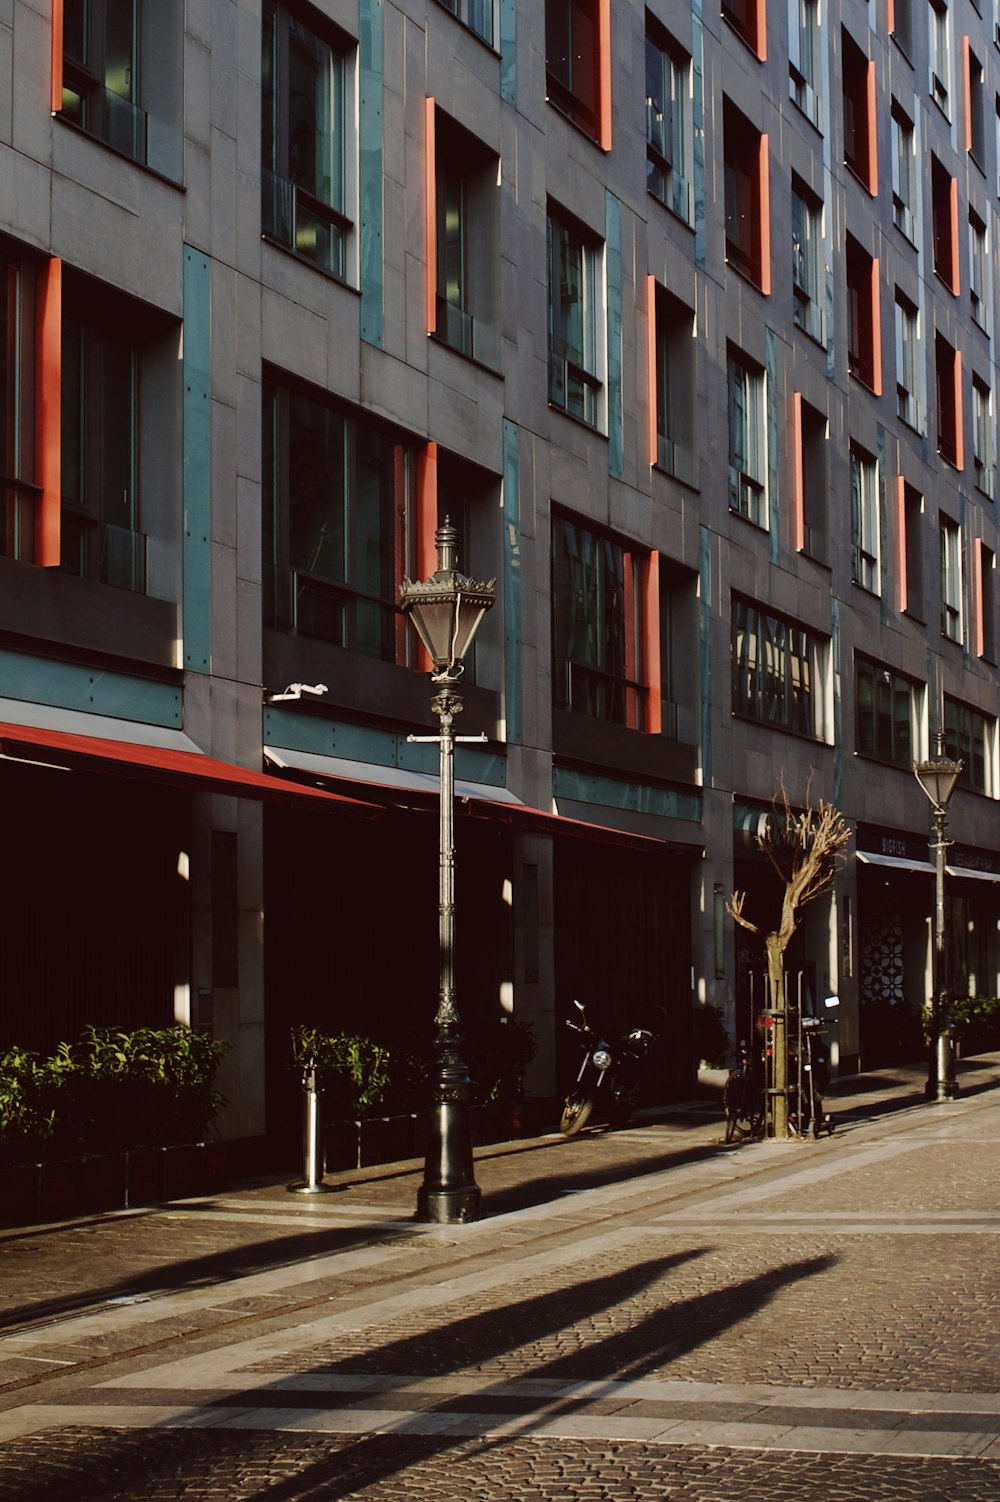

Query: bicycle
[723,1039,764,1143]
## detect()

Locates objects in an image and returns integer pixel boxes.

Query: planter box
[126,1146,162,1207]
[38,1159,87,1221]
[159,1144,198,1201]
[82,1153,127,1214]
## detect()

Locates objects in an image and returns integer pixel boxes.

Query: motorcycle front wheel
[560,1089,595,1135]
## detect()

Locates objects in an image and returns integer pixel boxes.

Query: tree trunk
[765,934,788,1138]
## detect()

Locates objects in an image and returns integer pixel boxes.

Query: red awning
[0,721,380,812]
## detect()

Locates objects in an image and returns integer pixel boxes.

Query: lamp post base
[415,1088,483,1225]
[416,1182,482,1223]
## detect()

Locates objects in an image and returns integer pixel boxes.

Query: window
[935,332,962,467]
[855,657,919,768]
[901,480,925,620]
[651,282,695,479]
[546,0,605,144]
[932,157,959,291]
[263,376,418,663]
[969,210,989,330]
[846,235,880,392]
[975,540,996,661]
[434,0,494,47]
[930,0,951,115]
[728,349,767,526]
[789,0,820,126]
[850,443,880,593]
[547,205,602,428]
[60,300,146,591]
[973,375,993,496]
[940,513,964,641]
[722,0,764,58]
[842,30,876,192]
[894,289,920,428]
[552,514,647,728]
[892,0,913,56]
[429,109,500,366]
[967,40,986,162]
[944,696,993,793]
[262,0,351,280]
[724,98,769,291]
[645,22,693,223]
[0,243,37,564]
[795,394,829,563]
[61,0,145,162]
[891,101,916,241]
[732,596,827,739]
[791,178,823,341]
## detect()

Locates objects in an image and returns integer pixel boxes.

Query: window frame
[0,243,39,566]
[855,655,920,769]
[846,235,881,393]
[894,287,920,429]
[850,442,880,594]
[791,177,824,342]
[728,348,768,528]
[972,374,994,497]
[890,100,916,242]
[723,98,770,292]
[645,21,693,225]
[545,0,608,146]
[547,203,604,429]
[969,208,990,331]
[551,511,649,731]
[940,512,964,642]
[789,0,821,127]
[935,332,963,468]
[944,694,994,794]
[731,595,828,740]
[261,0,353,283]
[842,29,877,193]
[930,0,952,117]
[433,0,495,49]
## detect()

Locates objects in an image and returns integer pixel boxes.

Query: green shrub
[0,1026,229,1162]
[947,996,1000,1055]
[291,1027,393,1117]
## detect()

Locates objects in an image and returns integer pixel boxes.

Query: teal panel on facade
[500,0,516,104]
[605,192,624,479]
[359,0,384,349]
[699,525,713,786]
[0,650,182,727]
[553,765,702,824]
[502,418,522,746]
[182,247,212,675]
[263,708,506,787]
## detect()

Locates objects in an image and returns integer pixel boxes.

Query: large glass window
[944,696,994,794]
[732,597,826,739]
[262,0,350,279]
[60,307,144,592]
[653,284,694,478]
[850,443,880,594]
[902,481,925,621]
[547,205,602,428]
[728,349,767,526]
[722,0,763,56]
[797,395,828,563]
[645,23,692,224]
[973,376,993,498]
[970,210,989,331]
[930,0,951,115]
[545,0,601,142]
[935,331,962,468]
[842,29,875,191]
[0,244,37,564]
[932,156,958,292]
[264,377,417,663]
[855,657,919,768]
[846,235,879,391]
[552,514,645,728]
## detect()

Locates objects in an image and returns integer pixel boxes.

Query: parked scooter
[560,999,658,1135]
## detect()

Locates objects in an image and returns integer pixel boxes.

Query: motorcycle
[559,998,658,1135]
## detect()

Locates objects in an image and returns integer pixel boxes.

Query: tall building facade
[2,0,1000,1150]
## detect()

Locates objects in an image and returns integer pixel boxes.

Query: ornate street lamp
[914,729,964,1101]
[400,519,495,1223]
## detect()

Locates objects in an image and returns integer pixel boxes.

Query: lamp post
[399,519,495,1223]
[914,730,964,1101]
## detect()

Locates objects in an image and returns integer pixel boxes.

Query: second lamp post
[914,730,964,1101]
[399,520,495,1223]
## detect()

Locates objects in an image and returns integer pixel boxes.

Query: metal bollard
[934,1024,959,1101]
[288,1061,334,1193]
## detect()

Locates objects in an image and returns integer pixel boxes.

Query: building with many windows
[3,0,1000,1155]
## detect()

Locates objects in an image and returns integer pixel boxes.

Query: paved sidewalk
[0,1052,998,1500]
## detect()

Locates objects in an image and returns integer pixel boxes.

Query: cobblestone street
[0,1058,999,1499]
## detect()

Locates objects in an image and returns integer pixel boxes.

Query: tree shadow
[0,1244,837,1500]
[0,1215,401,1334]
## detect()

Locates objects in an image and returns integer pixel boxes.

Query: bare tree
[728,786,851,1137]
